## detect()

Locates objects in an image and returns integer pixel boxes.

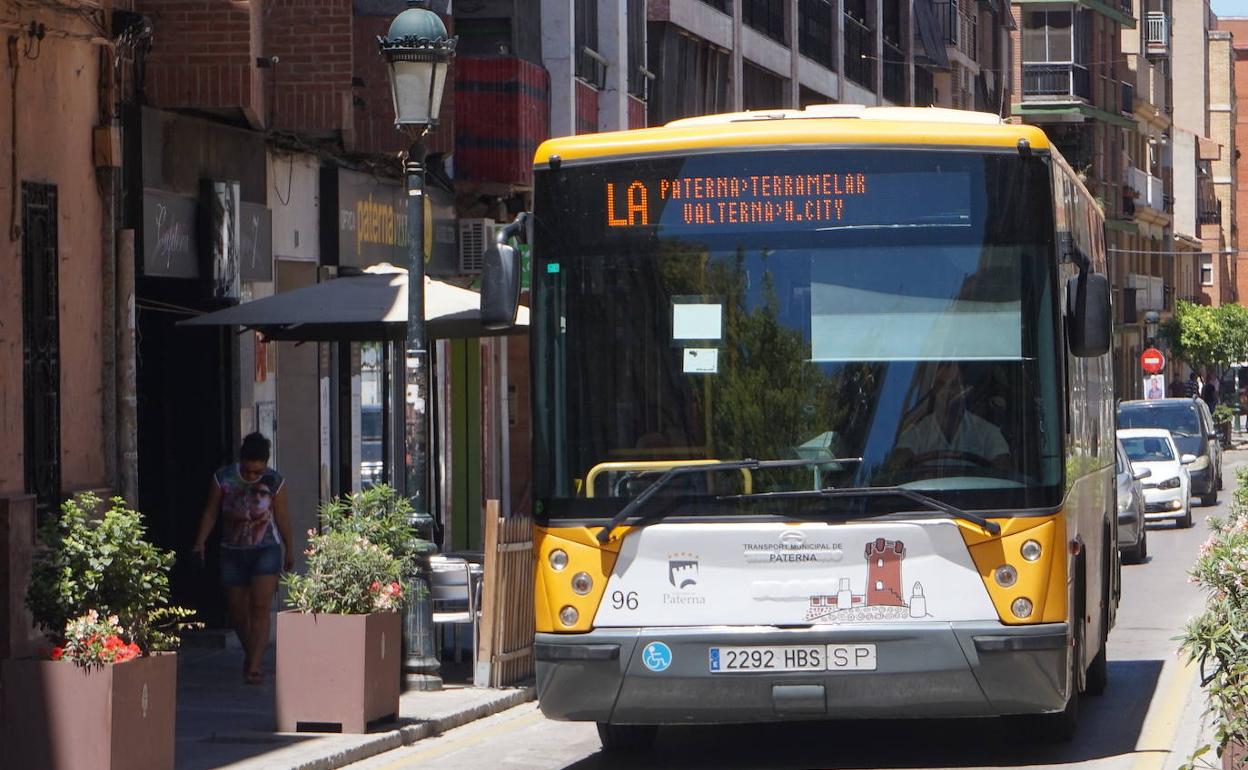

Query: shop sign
[335,168,457,275]
[239,202,273,282]
[142,188,198,279]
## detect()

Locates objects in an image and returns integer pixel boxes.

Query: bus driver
[890,361,1011,474]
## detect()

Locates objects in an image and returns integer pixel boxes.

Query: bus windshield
[532,149,1062,517]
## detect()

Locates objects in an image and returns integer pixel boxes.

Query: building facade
[0,0,127,661]
[1218,15,1248,305]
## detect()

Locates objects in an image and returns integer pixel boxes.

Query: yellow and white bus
[521,106,1117,750]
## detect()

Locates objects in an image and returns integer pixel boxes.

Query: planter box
[1225,739,1247,770]
[1,652,176,770]
[275,610,400,733]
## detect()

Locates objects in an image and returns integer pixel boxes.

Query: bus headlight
[994,564,1018,588]
[1011,597,1033,619]
[571,572,593,595]
[1020,540,1043,562]
[548,549,569,571]
[559,605,579,626]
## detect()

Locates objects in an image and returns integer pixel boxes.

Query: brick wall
[265,0,354,135]
[138,0,265,126]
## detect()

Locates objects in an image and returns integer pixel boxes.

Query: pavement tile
[175,639,534,770]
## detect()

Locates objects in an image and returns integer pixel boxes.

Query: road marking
[1132,658,1199,770]
[369,706,546,769]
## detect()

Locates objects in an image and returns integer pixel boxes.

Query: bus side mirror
[480,213,529,330]
[1067,271,1111,357]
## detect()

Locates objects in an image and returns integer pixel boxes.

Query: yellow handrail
[583,460,753,498]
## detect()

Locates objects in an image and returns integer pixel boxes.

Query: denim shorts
[219,543,283,587]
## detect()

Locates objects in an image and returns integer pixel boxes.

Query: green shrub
[1181,466,1248,768]
[1213,403,1236,426]
[317,484,434,578]
[283,531,404,614]
[26,493,197,654]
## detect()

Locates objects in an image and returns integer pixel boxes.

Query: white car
[1117,428,1195,528]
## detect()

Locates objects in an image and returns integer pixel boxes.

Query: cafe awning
[178,264,529,342]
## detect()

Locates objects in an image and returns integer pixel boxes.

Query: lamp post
[379,0,455,691]
[1143,310,1160,345]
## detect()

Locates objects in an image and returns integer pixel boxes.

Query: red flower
[370,581,381,592]
[48,646,64,661]
[388,582,401,595]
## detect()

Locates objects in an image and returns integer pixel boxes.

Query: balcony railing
[933,0,958,45]
[1022,63,1091,101]
[883,39,905,104]
[1127,166,1165,212]
[744,0,786,43]
[932,0,976,60]
[799,0,835,68]
[1146,11,1169,56]
[1199,198,1223,225]
[843,13,875,90]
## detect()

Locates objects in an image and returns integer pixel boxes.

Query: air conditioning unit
[458,218,495,274]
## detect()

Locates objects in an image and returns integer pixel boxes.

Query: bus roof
[534,105,1053,166]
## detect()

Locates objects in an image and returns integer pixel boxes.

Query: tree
[1159,299,1248,370]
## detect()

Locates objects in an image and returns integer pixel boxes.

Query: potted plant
[1213,403,1236,447]
[1181,467,1248,770]
[275,490,411,733]
[3,492,196,770]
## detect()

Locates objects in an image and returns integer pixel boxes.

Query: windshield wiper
[716,486,1001,536]
[594,458,863,545]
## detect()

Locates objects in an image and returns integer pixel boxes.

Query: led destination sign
[606,172,870,228]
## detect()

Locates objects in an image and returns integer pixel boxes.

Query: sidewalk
[175,635,534,770]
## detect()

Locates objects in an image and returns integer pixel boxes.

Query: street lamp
[379,0,456,691]
[1144,310,1160,344]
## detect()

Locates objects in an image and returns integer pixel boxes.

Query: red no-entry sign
[1141,347,1166,374]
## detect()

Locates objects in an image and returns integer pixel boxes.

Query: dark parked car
[1115,438,1149,563]
[1117,397,1223,505]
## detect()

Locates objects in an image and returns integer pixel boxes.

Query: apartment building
[1218,15,1248,305]
[1011,0,1138,394]
[1114,0,1178,398]
[1171,1,1235,307]
[1206,27,1238,305]
[643,0,1014,123]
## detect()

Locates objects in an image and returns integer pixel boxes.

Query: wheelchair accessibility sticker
[642,642,673,672]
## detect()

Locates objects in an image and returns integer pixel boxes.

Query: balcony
[799,0,835,68]
[1127,166,1165,213]
[1199,198,1223,225]
[1022,63,1091,101]
[932,0,976,61]
[843,13,875,90]
[455,57,550,187]
[1146,11,1168,57]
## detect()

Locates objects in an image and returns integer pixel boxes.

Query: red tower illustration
[864,538,906,606]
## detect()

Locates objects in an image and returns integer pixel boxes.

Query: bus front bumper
[535,623,1070,725]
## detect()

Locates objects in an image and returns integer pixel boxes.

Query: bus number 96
[611,591,639,610]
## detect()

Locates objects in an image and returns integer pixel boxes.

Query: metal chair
[428,555,482,665]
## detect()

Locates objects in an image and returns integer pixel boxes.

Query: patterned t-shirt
[214,464,284,548]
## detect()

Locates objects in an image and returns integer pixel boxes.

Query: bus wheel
[1085,542,1110,697]
[596,723,658,752]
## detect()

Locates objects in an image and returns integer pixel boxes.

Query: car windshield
[1118,403,1201,437]
[531,148,1063,516]
[1121,436,1174,462]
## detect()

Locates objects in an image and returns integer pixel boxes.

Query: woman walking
[192,432,293,684]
